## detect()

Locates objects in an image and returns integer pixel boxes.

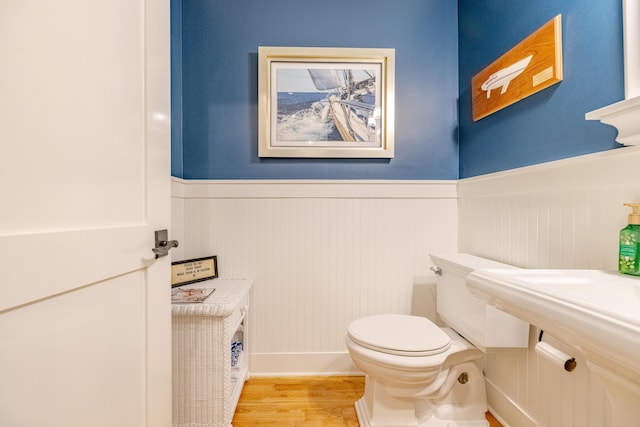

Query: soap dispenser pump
[619,202,640,276]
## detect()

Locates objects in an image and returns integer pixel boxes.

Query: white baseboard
[486,378,537,427]
[249,352,362,377]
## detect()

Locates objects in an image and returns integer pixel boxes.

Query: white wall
[172,146,640,425]
[458,145,640,427]
[171,180,458,374]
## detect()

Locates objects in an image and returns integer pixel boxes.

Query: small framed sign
[171,256,218,288]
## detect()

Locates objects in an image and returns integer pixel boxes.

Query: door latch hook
[153,229,179,259]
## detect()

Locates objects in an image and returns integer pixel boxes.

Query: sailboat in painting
[307,69,380,143]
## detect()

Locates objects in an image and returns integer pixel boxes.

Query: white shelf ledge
[586,96,640,146]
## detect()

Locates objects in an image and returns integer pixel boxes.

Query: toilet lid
[348,314,452,356]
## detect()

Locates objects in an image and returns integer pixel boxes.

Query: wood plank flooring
[232,376,502,426]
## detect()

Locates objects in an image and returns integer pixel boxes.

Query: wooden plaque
[472,15,563,121]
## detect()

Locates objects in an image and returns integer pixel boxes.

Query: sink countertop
[467,269,640,381]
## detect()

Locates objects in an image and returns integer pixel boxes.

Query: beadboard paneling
[458,146,640,426]
[172,180,458,374]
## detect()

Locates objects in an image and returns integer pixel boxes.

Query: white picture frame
[258,46,395,158]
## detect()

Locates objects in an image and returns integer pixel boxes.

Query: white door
[0,1,172,426]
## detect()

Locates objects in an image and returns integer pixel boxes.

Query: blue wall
[172,0,459,180]
[171,0,183,178]
[458,0,625,178]
[172,1,626,180]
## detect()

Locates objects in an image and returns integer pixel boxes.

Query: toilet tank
[429,253,529,351]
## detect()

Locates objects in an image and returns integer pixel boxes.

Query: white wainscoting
[171,180,458,375]
[458,145,640,427]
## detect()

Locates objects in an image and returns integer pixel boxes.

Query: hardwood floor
[232,376,502,426]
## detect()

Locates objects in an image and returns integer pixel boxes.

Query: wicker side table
[172,279,252,427]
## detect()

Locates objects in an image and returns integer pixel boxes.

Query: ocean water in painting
[276,92,341,141]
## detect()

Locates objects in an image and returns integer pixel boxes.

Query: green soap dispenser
[619,202,640,276]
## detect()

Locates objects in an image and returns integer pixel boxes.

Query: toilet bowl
[346,315,488,427]
[346,254,531,427]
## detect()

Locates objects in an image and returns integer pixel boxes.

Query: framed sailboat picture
[258,46,395,158]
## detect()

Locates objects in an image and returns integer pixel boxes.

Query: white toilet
[345,253,530,427]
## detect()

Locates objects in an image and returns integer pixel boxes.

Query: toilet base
[353,360,489,427]
[355,377,420,426]
[355,396,489,427]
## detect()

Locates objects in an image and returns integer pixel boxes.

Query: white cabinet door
[0,1,172,426]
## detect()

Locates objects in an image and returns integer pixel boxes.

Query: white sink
[467,268,640,426]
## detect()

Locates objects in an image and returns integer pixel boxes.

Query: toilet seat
[347,314,452,356]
